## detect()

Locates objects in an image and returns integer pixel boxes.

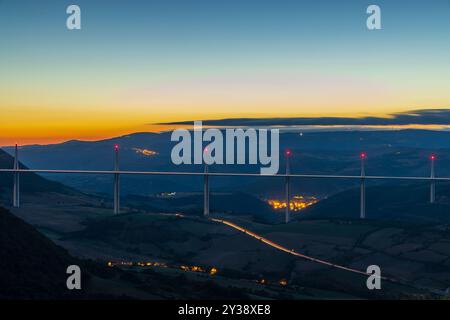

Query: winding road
[209,217,379,278]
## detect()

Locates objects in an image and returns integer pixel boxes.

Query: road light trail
[210,218,450,295]
[168,214,442,294]
[210,217,379,278]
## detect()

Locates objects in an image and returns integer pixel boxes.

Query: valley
[1,129,450,299]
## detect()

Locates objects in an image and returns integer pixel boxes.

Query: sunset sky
[1,0,449,145]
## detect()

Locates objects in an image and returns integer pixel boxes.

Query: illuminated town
[132,148,158,156]
[267,195,318,212]
[107,260,218,276]
[107,261,287,285]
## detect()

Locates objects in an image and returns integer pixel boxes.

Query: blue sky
[0,0,449,144]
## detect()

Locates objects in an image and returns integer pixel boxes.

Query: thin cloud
[157,109,450,127]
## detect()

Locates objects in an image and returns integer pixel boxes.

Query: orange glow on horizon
[2,112,450,147]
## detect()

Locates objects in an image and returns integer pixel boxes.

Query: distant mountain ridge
[2,129,450,198]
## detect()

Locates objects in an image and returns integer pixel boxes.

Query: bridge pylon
[113,145,120,214]
[285,149,292,224]
[360,153,366,219]
[13,144,20,208]
[430,154,436,204]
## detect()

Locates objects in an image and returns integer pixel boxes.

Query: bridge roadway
[1,168,450,181]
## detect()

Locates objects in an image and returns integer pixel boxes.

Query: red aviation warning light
[285,149,292,157]
[430,154,436,161]
[114,144,119,151]
[360,152,367,159]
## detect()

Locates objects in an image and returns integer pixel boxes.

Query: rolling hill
[0,205,85,299]
[60,211,449,298]
[0,206,253,299]
[301,181,450,223]
[0,148,73,194]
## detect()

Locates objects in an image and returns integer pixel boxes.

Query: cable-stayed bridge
[0,145,446,223]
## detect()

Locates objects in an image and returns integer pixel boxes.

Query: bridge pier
[360,179,366,219]
[285,176,290,223]
[204,164,209,216]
